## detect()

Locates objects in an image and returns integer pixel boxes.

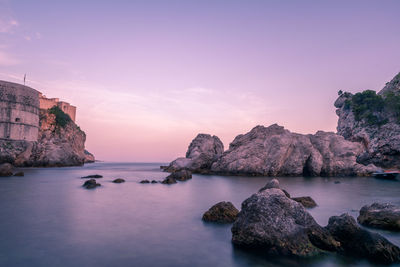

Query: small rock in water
[161,177,177,184]
[259,178,280,192]
[357,203,400,231]
[334,181,341,184]
[140,180,150,184]
[83,179,101,189]
[166,170,192,181]
[82,174,103,179]
[0,163,13,177]
[151,180,158,183]
[292,196,317,208]
[13,171,24,176]
[112,178,125,183]
[202,201,239,223]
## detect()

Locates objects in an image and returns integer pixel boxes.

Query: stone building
[0,81,40,141]
[39,93,76,122]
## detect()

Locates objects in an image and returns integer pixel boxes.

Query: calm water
[0,162,399,267]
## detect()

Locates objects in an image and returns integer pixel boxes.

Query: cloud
[0,50,20,66]
[0,18,18,33]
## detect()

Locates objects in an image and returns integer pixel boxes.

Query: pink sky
[0,1,399,162]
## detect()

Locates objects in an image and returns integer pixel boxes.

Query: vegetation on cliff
[48,106,72,127]
[340,90,400,125]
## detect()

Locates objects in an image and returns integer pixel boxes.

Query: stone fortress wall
[0,81,40,141]
[39,93,76,122]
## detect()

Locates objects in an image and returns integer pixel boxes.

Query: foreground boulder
[210,124,377,176]
[83,179,101,189]
[202,202,239,223]
[292,196,317,208]
[165,134,224,173]
[0,163,13,177]
[166,170,192,181]
[357,203,400,231]
[232,188,340,257]
[326,213,400,264]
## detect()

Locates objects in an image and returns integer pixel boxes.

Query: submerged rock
[161,177,177,184]
[82,174,103,179]
[357,203,400,231]
[202,201,239,223]
[166,170,192,181]
[151,180,158,184]
[0,163,13,177]
[139,179,150,184]
[210,124,378,176]
[13,171,24,176]
[232,188,339,257]
[83,179,101,189]
[326,213,400,264]
[112,178,125,183]
[292,196,317,208]
[165,134,224,173]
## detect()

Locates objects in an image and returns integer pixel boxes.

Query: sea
[0,162,399,267]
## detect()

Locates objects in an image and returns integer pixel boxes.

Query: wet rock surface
[357,203,400,231]
[83,179,101,189]
[202,201,239,223]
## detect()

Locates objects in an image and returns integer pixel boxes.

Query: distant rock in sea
[112,178,125,183]
[83,179,101,189]
[82,174,103,179]
[166,124,378,177]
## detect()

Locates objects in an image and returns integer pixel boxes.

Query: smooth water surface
[0,162,399,267]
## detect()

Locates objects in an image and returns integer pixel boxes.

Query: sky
[0,0,399,162]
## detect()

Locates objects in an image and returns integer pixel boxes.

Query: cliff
[166,124,378,177]
[0,107,94,167]
[335,72,400,168]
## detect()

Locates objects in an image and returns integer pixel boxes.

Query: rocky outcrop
[326,213,400,264]
[84,150,95,163]
[232,186,400,264]
[335,72,400,168]
[165,134,223,173]
[357,203,400,231]
[232,188,340,257]
[210,124,377,176]
[165,170,192,181]
[202,201,239,223]
[0,109,94,167]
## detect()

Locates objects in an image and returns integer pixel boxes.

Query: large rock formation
[210,124,377,176]
[0,109,94,167]
[335,72,400,168]
[166,133,224,173]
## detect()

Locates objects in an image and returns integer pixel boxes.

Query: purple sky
[0,0,399,162]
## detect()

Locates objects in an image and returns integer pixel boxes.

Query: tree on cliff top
[48,106,71,127]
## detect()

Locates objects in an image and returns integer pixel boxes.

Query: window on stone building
[15,118,21,122]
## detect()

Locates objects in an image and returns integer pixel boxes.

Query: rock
[0,163,13,177]
[166,170,192,181]
[231,188,340,257]
[151,180,158,183]
[326,213,400,264]
[161,177,177,184]
[292,196,317,208]
[82,174,103,179]
[13,171,24,176]
[84,150,95,163]
[165,134,224,173]
[258,178,280,192]
[357,203,400,231]
[139,179,150,184]
[112,178,125,183]
[281,189,291,198]
[334,181,341,184]
[335,72,400,169]
[83,179,101,189]
[202,201,239,223]
[209,124,378,176]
